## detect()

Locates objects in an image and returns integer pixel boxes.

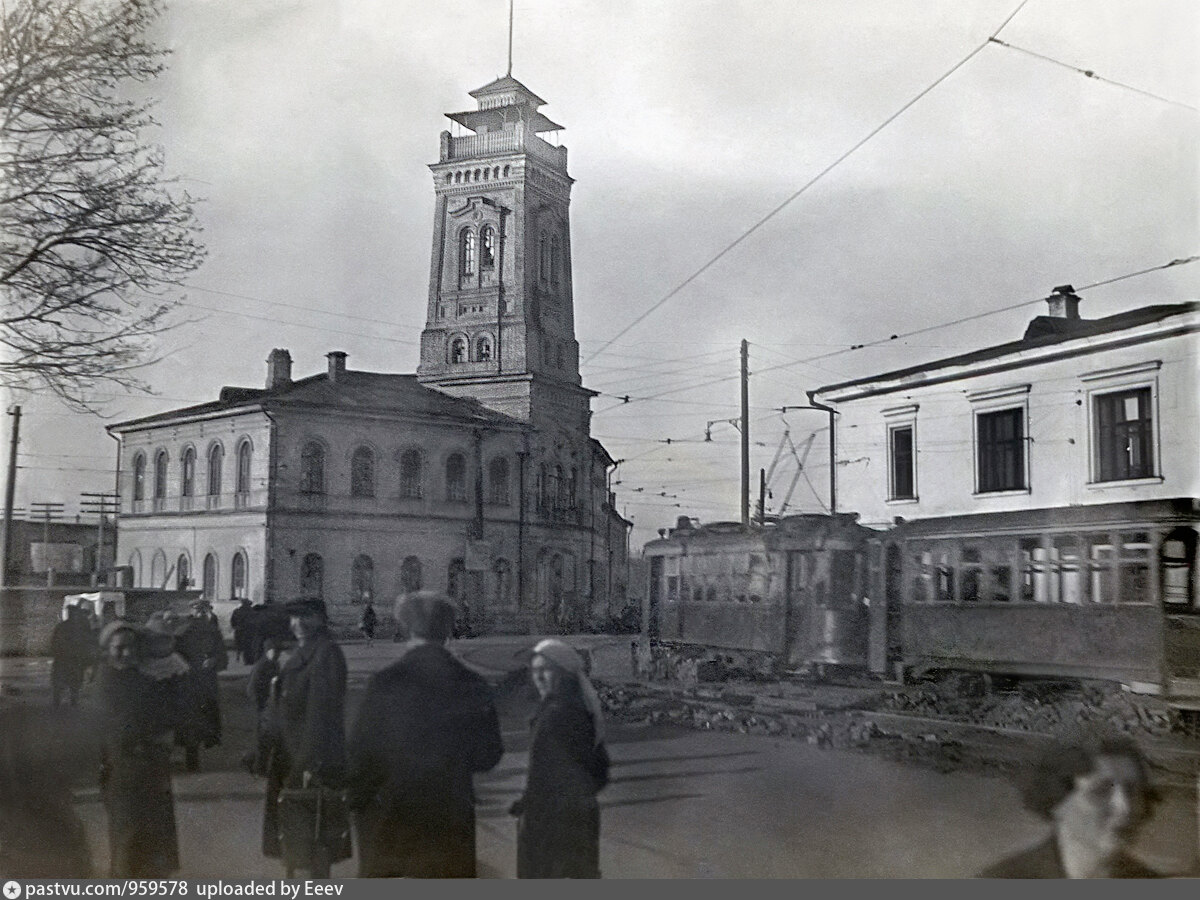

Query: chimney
[326,351,347,383]
[1046,284,1081,320]
[266,348,292,389]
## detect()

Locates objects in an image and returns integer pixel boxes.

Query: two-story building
[811,289,1199,690]
[107,73,631,633]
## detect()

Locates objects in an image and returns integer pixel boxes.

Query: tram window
[666,576,679,603]
[692,587,704,603]
[991,565,1012,602]
[1090,540,1116,604]
[1118,537,1152,603]
[961,570,980,602]
[936,555,955,603]
[1054,535,1086,604]
[1162,538,1193,607]
[1019,538,1039,602]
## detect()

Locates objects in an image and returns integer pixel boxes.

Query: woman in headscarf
[511,639,610,879]
[96,617,189,877]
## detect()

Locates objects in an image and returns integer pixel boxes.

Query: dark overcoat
[98,664,183,877]
[50,615,94,698]
[347,643,504,878]
[515,687,609,879]
[174,616,228,750]
[262,630,348,859]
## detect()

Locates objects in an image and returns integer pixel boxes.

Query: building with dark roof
[810,290,1199,688]
[107,74,631,634]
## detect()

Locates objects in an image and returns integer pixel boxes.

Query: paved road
[3,637,1197,878]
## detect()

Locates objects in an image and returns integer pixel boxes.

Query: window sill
[1086,476,1164,490]
[971,487,1031,498]
[886,497,919,505]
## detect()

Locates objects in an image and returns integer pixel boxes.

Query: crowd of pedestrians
[11,589,1180,880]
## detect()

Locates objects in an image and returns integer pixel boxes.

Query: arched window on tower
[460,228,476,277]
[550,235,561,286]
[450,337,467,364]
[480,226,496,269]
[538,233,550,283]
[475,336,492,362]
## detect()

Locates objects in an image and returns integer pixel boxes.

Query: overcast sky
[6,0,1198,550]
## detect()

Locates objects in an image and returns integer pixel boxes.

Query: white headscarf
[532,639,606,746]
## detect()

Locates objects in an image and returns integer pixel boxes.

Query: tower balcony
[442,128,567,171]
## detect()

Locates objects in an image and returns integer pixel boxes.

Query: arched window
[400,556,423,593]
[550,235,561,286]
[538,463,548,511]
[569,466,578,508]
[207,444,223,497]
[555,464,566,506]
[150,550,167,589]
[447,558,466,602]
[300,553,324,600]
[460,228,476,276]
[493,557,511,606]
[351,447,375,498]
[445,453,467,502]
[450,337,467,364]
[231,551,247,600]
[300,442,325,494]
[488,456,509,505]
[475,336,492,362]
[132,453,146,502]
[351,555,374,603]
[153,450,168,500]
[202,553,217,600]
[538,233,550,283]
[181,447,196,497]
[176,554,190,591]
[480,226,496,268]
[400,449,423,499]
[128,550,142,588]
[236,440,252,494]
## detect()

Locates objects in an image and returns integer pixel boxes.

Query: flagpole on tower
[507,0,514,76]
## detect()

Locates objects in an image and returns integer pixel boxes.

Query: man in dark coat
[50,605,95,707]
[263,599,349,878]
[230,598,253,663]
[347,591,504,878]
[174,600,228,771]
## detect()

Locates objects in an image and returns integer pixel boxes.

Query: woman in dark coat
[97,619,189,878]
[175,601,228,771]
[262,599,349,878]
[347,591,504,878]
[512,639,610,879]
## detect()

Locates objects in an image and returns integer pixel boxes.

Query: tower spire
[506,0,514,77]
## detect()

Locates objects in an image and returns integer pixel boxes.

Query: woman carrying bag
[511,639,610,879]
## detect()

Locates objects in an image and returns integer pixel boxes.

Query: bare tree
[0,0,204,411]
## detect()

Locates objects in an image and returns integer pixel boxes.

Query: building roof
[448,74,563,134]
[812,301,1198,399]
[108,370,529,433]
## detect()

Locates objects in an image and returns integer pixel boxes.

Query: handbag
[277,774,353,872]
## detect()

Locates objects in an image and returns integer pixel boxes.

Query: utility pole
[740,339,750,526]
[1,405,20,588]
[30,501,65,586]
[81,492,119,586]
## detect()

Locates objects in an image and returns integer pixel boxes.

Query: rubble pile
[869,678,1180,738]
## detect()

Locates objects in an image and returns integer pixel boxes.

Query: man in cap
[347,591,504,877]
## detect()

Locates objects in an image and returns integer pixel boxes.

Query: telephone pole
[740,339,750,526]
[81,492,119,585]
[30,501,65,586]
[1,405,20,588]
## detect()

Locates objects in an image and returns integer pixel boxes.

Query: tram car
[643,506,1200,699]
[642,514,872,678]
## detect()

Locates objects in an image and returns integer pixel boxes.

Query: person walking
[262,599,350,879]
[358,601,377,644]
[174,600,228,771]
[230,597,254,663]
[511,639,610,879]
[96,618,189,878]
[49,605,95,707]
[347,591,504,878]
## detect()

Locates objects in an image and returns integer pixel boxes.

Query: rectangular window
[889,425,915,500]
[1094,387,1154,481]
[977,407,1025,492]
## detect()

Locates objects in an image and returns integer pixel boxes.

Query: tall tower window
[476,336,492,361]
[538,233,549,283]
[550,235,561,286]
[460,229,476,276]
[480,226,496,268]
[450,337,467,364]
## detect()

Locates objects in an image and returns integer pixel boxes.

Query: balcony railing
[445,129,567,171]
